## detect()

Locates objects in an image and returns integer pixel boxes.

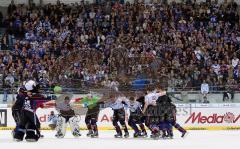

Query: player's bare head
[156,84,164,91]
[145,85,153,93]
[129,96,135,103]
[129,97,135,101]
[109,95,115,102]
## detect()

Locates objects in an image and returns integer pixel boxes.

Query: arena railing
[0,85,239,93]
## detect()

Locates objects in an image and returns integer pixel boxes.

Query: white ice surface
[0,130,239,149]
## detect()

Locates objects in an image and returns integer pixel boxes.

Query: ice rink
[0,130,239,149]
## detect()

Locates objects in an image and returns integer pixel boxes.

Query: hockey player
[136,95,148,137]
[156,94,172,138]
[109,95,129,138]
[165,99,187,138]
[127,97,147,138]
[85,97,104,138]
[55,96,81,138]
[12,87,27,137]
[156,92,187,138]
[142,86,166,138]
[85,104,100,138]
[13,80,42,142]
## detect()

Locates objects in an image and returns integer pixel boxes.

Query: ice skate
[55,131,64,138]
[87,130,93,137]
[140,131,148,138]
[124,132,129,138]
[72,129,81,137]
[114,133,123,138]
[133,132,141,138]
[181,131,188,138]
[91,131,99,138]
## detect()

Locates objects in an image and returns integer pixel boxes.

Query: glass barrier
[0,87,239,105]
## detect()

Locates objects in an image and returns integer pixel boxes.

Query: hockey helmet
[24,80,37,92]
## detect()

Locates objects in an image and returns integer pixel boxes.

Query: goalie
[56,96,81,138]
[44,95,81,138]
[13,80,42,142]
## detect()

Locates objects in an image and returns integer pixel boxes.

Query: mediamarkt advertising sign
[1,103,240,130]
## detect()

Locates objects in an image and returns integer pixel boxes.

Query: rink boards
[1,103,240,130]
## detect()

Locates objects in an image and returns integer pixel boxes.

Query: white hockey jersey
[127,101,142,113]
[109,97,126,110]
[145,91,166,105]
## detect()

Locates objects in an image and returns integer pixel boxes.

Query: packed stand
[0,0,240,92]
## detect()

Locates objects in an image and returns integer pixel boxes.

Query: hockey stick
[167,93,183,101]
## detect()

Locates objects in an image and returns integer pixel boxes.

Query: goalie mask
[24,80,38,93]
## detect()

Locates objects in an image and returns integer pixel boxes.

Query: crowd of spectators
[0,0,240,93]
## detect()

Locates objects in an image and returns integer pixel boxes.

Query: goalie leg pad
[13,126,25,141]
[12,110,21,125]
[69,116,81,137]
[25,124,40,142]
[55,115,67,138]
